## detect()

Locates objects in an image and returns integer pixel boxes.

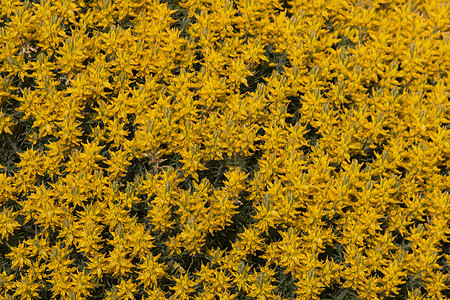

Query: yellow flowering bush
[0,0,449,299]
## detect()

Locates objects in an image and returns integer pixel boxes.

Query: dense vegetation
[0,0,449,299]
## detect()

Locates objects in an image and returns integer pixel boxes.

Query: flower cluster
[0,0,449,299]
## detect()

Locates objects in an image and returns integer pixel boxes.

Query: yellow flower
[170,273,196,300]
[0,207,20,241]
